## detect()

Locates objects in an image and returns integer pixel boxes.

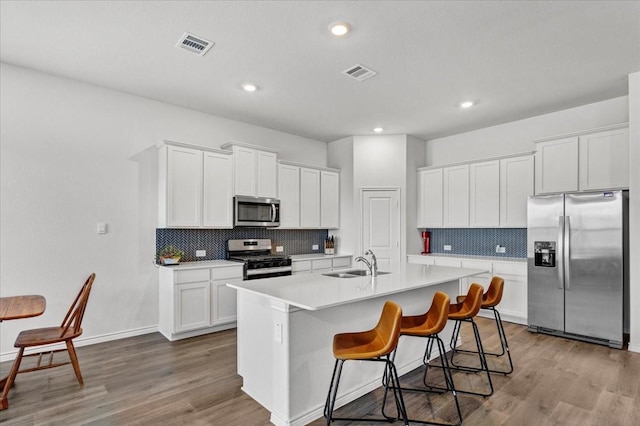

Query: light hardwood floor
[1,318,639,425]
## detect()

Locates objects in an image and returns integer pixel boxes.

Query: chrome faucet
[355,249,378,277]
[365,249,378,277]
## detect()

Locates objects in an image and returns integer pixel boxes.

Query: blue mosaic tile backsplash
[156,228,330,262]
[427,228,527,258]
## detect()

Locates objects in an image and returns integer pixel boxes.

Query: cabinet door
[443,165,469,227]
[300,168,321,228]
[203,151,233,228]
[256,150,277,198]
[535,137,578,194]
[175,281,211,332]
[500,155,534,227]
[417,169,443,228]
[278,164,300,227]
[321,171,340,229]
[166,146,202,227]
[494,262,527,324]
[579,127,629,191]
[469,160,500,227]
[233,146,257,196]
[212,279,240,325]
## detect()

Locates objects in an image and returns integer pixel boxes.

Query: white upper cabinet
[256,150,278,198]
[417,168,443,228]
[499,155,534,228]
[221,142,278,198]
[278,161,340,229]
[320,170,340,229]
[469,160,500,227]
[443,164,470,227]
[202,150,234,227]
[158,142,233,228]
[300,167,321,228]
[578,127,629,191]
[535,136,579,194]
[278,164,301,228]
[535,124,628,194]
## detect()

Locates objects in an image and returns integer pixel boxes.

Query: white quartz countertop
[289,253,352,261]
[227,263,487,311]
[407,253,526,263]
[158,260,242,270]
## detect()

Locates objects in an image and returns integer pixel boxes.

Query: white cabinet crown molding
[159,139,232,155]
[418,150,535,171]
[220,140,279,153]
[531,122,629,144]
[278,159,341,173]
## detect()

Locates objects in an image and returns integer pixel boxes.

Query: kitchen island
[228,263,486,426]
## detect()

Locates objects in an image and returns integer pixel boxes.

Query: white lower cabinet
[159,263,243,341]
[406,255,527,324]
[291,256,352,275]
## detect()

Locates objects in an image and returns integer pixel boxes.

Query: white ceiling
[1,1,639,142]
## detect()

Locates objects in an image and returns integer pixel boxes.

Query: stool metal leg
[450,307,514,374]
[428,318,494,397]
[326,356,409,425]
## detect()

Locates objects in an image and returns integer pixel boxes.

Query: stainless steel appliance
[227,239,291,280]
[234,196,280,227]
[527,191,628,348]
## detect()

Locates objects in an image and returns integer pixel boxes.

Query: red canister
[421,231,431,254]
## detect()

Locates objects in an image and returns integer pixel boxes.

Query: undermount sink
[323,269,391,278]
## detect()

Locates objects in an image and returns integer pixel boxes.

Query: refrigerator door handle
[557,216,564,289]
[564,216,571,290]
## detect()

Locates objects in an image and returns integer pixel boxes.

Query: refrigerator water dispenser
[534,241,556,267]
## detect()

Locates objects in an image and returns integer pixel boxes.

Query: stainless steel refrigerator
[527,191,628,348]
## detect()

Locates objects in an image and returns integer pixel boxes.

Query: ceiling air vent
[176,32,214,56]
[342,64,377,82]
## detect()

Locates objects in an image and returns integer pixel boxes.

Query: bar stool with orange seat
[451,276,513,374]
[425,283,494,398]
[386,291,462,426]
[324,300,408,425]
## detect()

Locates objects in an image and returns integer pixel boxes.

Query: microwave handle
[271,203,276,222]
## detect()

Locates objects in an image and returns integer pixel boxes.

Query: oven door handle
[246,266,293,277]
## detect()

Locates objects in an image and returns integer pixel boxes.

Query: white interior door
[361,189,400,272]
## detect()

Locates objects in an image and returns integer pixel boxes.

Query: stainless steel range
[227,239,292,280]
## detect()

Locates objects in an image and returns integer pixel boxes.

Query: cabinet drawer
[175,268,210,284]
[493,261,527,276]
[292,260,312,272]
[312,258,333,270]
[211,265,243,280]
[332,257,351,269]
[434,257,462,267]
[407,255,435,265]
[461,260,493,274]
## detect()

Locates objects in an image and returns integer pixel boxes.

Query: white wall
[426,96,629,166]
[328,136,354,256]
[0,63,327,359]
[629,72,640,353]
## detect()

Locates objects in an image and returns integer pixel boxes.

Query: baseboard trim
[0,324,158,363]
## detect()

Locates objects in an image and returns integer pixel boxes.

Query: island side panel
[287,279,460,426]
[236,290,276,411]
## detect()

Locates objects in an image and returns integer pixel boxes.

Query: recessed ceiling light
[242,83,258,92]
[329,21,351,36]
[460,101,474,108]
[373,127,384,133]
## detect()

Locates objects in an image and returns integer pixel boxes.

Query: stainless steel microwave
[234,196,280,227]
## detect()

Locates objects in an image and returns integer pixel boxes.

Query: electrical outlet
[196,250,206,257]
[312,244,319,250]
[496,245,506,254]
[274,322,282,343]
[444,245,452,251]
[276,246,284,252]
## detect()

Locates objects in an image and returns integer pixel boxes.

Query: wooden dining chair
[0,273,95,410]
